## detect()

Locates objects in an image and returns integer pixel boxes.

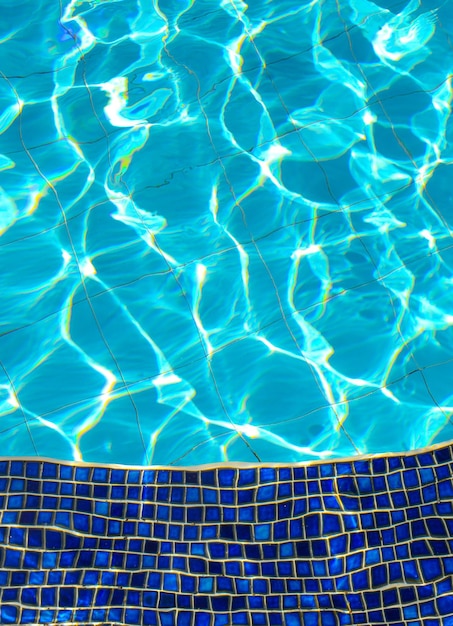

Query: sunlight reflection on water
[1,0,453,465]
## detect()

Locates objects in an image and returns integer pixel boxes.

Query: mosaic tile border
[1,441,453,625]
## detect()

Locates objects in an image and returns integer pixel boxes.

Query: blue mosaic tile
[1,447,453,623]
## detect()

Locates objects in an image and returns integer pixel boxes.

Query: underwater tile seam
[1,442,453,624]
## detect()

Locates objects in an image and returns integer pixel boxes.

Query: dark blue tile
[352,570,368,591]
[110,468,126,485]
[320,463,333,477]
[294,481,306,495]
[421,558,442,580]
[218,469,234,487]
[293,499,306,515]
[198,470,214,486]
[221,492,236,509]
[337,462,353,475]
[260,468,276,483]
[257,484,275,501]
[156,469,170,485]
[331,534,347,554]
[308,496,322,511]
[437,578,453,594]
[92,467,107,482]
[323,513,341,534]
[144,469,156,485]
[258,504,275,522]
[40,462,57,478]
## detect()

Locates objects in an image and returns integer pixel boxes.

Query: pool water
[1,0,453,466]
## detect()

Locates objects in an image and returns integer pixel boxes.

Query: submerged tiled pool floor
[2,442,453,625]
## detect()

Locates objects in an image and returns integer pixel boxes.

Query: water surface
[1,0,453,465]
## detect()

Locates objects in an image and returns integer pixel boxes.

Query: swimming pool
[1,0,453,467]
[3,2,453,625]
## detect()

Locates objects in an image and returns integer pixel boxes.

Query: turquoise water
[1,0,453,466]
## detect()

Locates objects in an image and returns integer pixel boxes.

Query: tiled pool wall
[1,444,453,624]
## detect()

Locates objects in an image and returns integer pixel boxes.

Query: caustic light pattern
[1,0,453,465]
